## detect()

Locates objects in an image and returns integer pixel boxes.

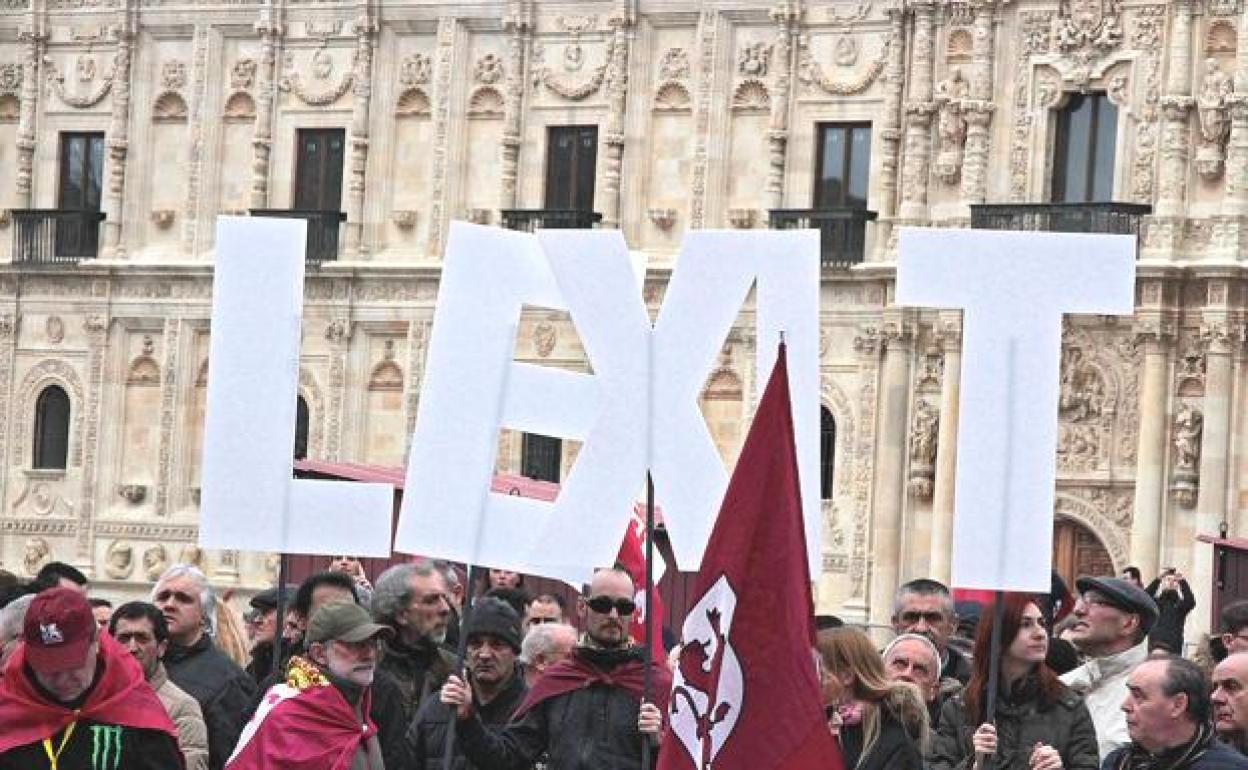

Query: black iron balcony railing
[499,209,603,232]
[12,209,106,265]
[768,207,878,268]
[970,202,1152,237]
[250,209,346,263]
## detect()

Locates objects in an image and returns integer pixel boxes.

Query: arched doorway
[1052,517,1114,589]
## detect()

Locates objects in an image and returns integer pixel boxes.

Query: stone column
[600,0,634,229]
[0,312,18,509]
[250,12,282,209]
[1130,316,1173,578]
[1223,7,1248,216]
[959,0,995,206]
[873,5,907,257]
[1192,316,1233,631]
[898,0,936,222]
[344,8,377,257]
[765,1,800,211]
[929,312,962,584]
[1156,0,1194,217]
[100,12,135,259]
[500,1,532,209]
[15,23,44,208]
[868,315,914,629]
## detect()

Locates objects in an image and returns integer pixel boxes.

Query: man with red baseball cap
[0,586,184,769]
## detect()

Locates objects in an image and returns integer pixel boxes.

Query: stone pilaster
[344,8,377,257]
[155,319,180,516]
[0,312,17,510]
[929,312,961,584]
[181,24,210,255]
[1130,315,1174,578]
[500,1,532,209]
[765,1,801,211]
[1155,0,1194,217]
[600,0,635,229]
[250,13,282,209]
[1192,314,1234,627]
[77,315,109,573]
[100,10,136,259]
[689,9,721,229]
[898,0,936,222]
[872,4,907,257]
[426,17,459,256]
[958,1,995,205]
[868,315,913,629]
[15,23,44,208]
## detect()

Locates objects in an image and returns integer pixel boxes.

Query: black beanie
[464,597,522,652]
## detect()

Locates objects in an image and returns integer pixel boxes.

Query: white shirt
[1060,641,1148,760]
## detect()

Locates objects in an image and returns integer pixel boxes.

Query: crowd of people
[0,558,1245,770]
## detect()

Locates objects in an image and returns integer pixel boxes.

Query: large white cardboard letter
[198,217,392,556]
[896,228,1135,591]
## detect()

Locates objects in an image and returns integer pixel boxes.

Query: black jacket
[942,646,973,685]
[377,635,457,724]
[1101,735,1248,770]
[931,677,1100,770]
[1146,578,1197,654]
[0,718,184,770]
[164,634,257,770]
[403,671,528,770]
[838,707,926,770]
[456,650,656,770]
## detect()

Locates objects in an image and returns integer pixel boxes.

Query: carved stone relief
[1171,402,1202,507]
[798,34,888,96]
[474,53,504,84]
[45,315,63,344]
[142,544,168,580]
[737,42,771,77]
[400,53,431,86]
[934,68,969,184]
[46,52,116,108]
[103,539,133,579]
[1196,59,1233,180]
[907,399,938,499]
[230,58,256,91]
[22,536,50,575]
[530,40,608,101]
[280,48,353,106]
[658,47,690,81]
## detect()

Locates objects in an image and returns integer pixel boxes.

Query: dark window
[545,126,598,210]
[814,124,871,209]
[521,433,562,483]
[820,406,836,500]
[294,396,309,460]
[1052,92,1117,203]
[58,133,105,212]
[295,128,346,211]
[33,385,70,470]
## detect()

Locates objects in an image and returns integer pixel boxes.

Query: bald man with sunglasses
[442,566,673,770]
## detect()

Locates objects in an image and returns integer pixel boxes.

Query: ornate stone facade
[0,0,1240,641]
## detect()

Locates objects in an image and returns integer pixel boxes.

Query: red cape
[0,632,179,753]
[226,674,376,770]
[514,647,672,721]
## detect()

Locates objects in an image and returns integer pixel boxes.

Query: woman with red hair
[931,592,1099,770]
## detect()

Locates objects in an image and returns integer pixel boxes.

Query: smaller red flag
[616,503,667,661]
[657,344,844,770]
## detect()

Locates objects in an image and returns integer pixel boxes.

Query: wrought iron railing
[970,203,1152,237]
[11,209,106,264]
[499,209,603,232]
[768,208,878,268]
[249,209,346,263]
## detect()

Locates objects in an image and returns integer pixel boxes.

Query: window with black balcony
[1052,92,1117,203]
[502,126,602,231]
[521,432,562,483]
[252,128,347,263]
[770,123,876,267]
[13,132,106,264]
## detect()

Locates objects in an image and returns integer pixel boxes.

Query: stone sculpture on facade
[934,67,969,183]
[1172,403,1203,508]
[22,536,50,576]
[104,540,133,579]
[142,544,169,581]
[1197,59,1233,179]
[907,399,938,499]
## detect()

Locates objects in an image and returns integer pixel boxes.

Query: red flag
[616,501,667,660]
[657,343,844,770]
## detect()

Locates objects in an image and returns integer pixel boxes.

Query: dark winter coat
[164,634,257,770]
[377,635,456,724]
[402,671,528,770]
[942,646,973,685]
[1101,736,1248,770]
[838,706,926,770]
[931,677,1100,770]
[1146,578,1197,654]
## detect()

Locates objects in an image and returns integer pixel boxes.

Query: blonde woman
[817,627,929,770]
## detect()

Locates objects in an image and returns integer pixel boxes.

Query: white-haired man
[520,622,577,688]
[884,632,962,730]
[154,563,256,770]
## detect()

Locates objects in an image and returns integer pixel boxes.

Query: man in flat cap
[227,601,393,769]
[1060,575,1159,760]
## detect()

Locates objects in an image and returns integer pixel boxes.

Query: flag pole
[273,552,288,680]
[443,562,479,770]
[641,472,656,770]
[977,589,1006,770]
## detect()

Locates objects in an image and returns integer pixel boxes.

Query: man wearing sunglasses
[442,566,673,770]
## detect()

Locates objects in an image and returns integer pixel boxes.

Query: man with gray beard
[373,560,457,723]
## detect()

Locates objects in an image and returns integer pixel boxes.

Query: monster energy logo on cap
[89,725,122,770]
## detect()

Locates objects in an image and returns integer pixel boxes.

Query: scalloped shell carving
[153,91,188,122]
[654,81,692,112]
[396,87,431,117]
[731,79,771,111]
[947,29,973,62]
[1206,20,1237,55]
[223,91,255,120]
[467,86,505,117]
